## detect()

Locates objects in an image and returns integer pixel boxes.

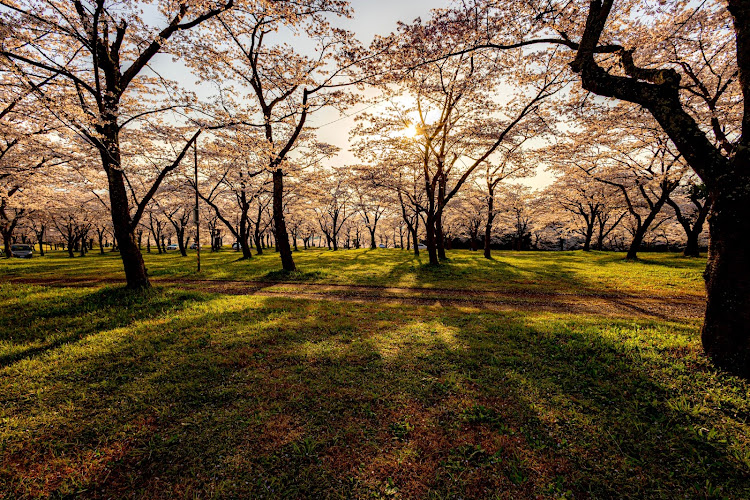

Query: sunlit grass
[2,251,744,498]
[0,248,706,297]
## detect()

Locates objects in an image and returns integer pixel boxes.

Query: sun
[403,123,418,138]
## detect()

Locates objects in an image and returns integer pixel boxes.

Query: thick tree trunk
[239,234,252,259]
[37,227,45,257]
[177,228,188,257]
[425,212,439,265]
[436,211,447,260]
[583,220,595,252]
[701,184,750,377]
[484,222,493,259]
[272,169,296,271]
[2,230,11,258]
[254,231,263,255]
[369,228,377,249]
[104,151,150,289]
[684,230,701,257]
[437,174,447,260]
[412,218,420,257]
[626,226,646,260]
[67,235,74,258]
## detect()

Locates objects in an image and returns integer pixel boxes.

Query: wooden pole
[194,137,201,273]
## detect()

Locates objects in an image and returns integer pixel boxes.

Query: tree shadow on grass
[1,296,747,498]
[0,285,206,367]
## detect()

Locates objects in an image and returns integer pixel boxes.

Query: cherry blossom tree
[186,0,362,271]
[1,0,233,286]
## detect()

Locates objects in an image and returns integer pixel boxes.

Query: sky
[307,0,451,168]
[150,0,554,189]
[310,0,554,189]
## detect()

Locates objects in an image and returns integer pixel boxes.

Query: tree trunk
[701,184,750,376]
[626,225,645,260]
[254,231,263,255]
[484,222,493,259]
[37,227,46,257]
[178,228,188,257]
[437,174,447,260]
[583,220,595,252]
[369,228,376,249]
[412,220,420,257]
[684,230,701,257]
[272,169,296,271]
[436,210,447,260]
[239,234,252,259]
[104,150,150,288]
[2,230,11,258]
[425,213,439,265]
[595,226,605,251]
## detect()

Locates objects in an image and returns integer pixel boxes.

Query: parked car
[378,243,386,248]
[417,243,427,250]
[10,244,33,258]
[166,244,178,251]
[231,242,239,250]
[189,242,199,250]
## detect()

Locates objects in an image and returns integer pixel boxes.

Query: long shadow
[0,285,206,367]
[2,294,747,498]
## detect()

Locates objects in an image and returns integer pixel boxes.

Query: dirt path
[4,276,705,320]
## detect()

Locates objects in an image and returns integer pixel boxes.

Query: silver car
[10,244,33,258]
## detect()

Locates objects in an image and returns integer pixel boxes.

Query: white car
[10,244,33,258]
[166,244,179,251]
[190,242,199,250]
[417,244,427,250]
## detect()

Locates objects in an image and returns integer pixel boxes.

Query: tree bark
[104,150,150,289]
[568,0,750,375]
[582,218,594,252]
[684,230,700,257]
[702,183,750,376]
[272,169,296,271]
[425,212,439,265]
[484,194,495,259]
[36,227,45,257]
[2,230,12,258]
[177,227,188,257]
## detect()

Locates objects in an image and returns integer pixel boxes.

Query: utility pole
[194,137,201,273]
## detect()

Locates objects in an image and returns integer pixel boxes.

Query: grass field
[1,247,706,297]
[1,249,749,498]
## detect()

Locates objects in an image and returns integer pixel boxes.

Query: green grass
[1,248,706,297]
[1,250,747,498]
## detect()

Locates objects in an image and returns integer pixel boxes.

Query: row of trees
[1,0,748,376]
[2,144,709,263]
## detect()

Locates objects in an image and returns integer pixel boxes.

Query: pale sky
[150,0,553,189]
[312,0,553,189]
[309,0,452,167]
